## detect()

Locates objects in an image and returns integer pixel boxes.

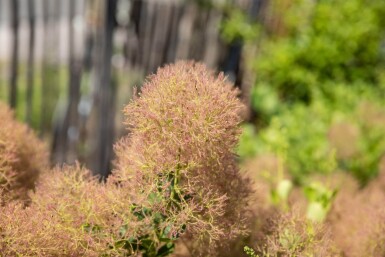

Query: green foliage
[240,102,336,184]
[239,84,385,185]
[250,84,281,124]
[232,0,385,186]
[244,246,258,257]
[252,0,385,103]
[116,167,188,257]
[270,179,293,212]
[344,104,385,184]
[237,124,260,159]
[304,182,336,222]
[221,10,260,43]
[272,179,293,206]
[226,2,385,250]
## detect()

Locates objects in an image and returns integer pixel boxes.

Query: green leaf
[156,242,175,257]
[277,179,293,201]
[306,202,327,222]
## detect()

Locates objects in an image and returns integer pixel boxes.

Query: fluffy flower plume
[113,61,252,253]
[328,174,385,257]
[0,103,48,202]
[0,165,138,256]
[250,210,337,257]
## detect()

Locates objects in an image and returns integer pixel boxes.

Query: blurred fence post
[9,0,19,109]
[52,0,83,164]
[89,0,117,177]
[26,0,35,125]
[41,0,61,136]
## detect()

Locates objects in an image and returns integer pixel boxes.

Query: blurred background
[0,0,254,176]
[0,0,385,186]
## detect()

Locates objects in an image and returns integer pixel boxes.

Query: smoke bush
[1,165,103,256]
[0,61,251,256]
[328,172,385,257]
[2,165,141,256]
[247,210,337,257]
[0,103,48,202]
[112,61,252,254]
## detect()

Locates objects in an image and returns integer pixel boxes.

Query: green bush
[239,84,385,185]
[229,0,385,186]
[252,0,385,104]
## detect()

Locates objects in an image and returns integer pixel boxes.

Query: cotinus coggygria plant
[0,61,252,257]
[0,103,48,203]
[112,61,252,256]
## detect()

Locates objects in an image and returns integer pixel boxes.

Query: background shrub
[0,103,48,202]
